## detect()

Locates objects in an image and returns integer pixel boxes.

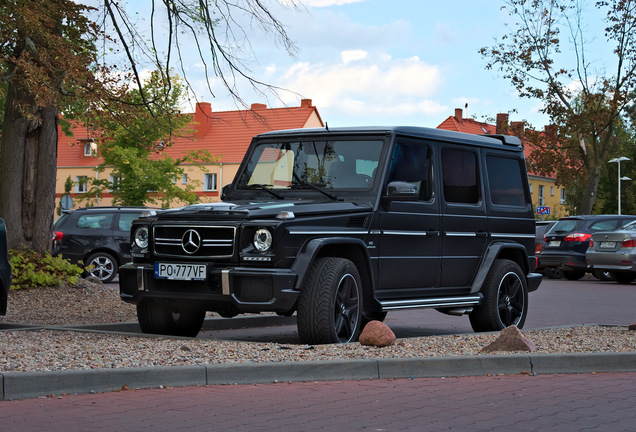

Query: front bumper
[119,263,299,315]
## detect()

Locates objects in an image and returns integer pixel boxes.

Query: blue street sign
[537,206,550,215]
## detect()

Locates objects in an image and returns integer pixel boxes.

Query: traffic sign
[537,206,550,215]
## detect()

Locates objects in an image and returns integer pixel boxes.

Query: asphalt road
[193,275,636,343]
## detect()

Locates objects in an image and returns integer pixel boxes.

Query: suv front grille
[153,225,236,258]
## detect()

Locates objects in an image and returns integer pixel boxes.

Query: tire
[592,269,614,281]
[137,299,206,337]
[544,267,563,279]
[563,269,585,281]
[86,252,118,283]
[469,259,528,333]
[612,271,636,284]
[297,257,363,345]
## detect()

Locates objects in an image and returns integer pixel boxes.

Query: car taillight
[52,231,63,242]
[563,233,592,242]
[535,243,543,254]
[622,239,636,248]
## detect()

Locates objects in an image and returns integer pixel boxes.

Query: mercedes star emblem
[182,229,202,254]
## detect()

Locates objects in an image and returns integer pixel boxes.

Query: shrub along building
[56,99,324,208]
[437,108,566,219]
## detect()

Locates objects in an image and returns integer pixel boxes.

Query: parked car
[0,218,12,315]
[52,207,160,283]
[119,126,541,342]
[541,215,636,280]
[586,220,636,284]
[535,221,560,278]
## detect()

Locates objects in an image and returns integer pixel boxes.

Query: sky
[112,0,610,131]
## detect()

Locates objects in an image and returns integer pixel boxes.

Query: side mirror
[221,184,230,201]
[385,181,419,201]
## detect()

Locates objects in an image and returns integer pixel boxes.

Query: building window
[75,176,88,193]
[109,175,119,192]
[550,186,554,196]
[561,188,567,204]
[83,141,97,157]
[182,174,188,185]
[529,183,533,194]
[204,173,217,191]
[538,184,545,206]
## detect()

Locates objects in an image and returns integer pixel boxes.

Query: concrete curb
[3,352,636,401]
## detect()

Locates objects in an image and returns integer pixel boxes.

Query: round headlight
[134,227,149,249]
[253,228,273,252]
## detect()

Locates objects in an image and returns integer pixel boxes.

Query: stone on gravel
[359,320,396,347]
[628,323,636,331]
[481,325,537,353]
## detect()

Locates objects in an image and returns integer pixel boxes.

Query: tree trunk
[0,81,58,252]
[580,164,602,215]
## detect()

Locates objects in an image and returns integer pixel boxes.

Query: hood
[158,199,372,221]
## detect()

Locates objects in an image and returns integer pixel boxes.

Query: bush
[9,249,85,290]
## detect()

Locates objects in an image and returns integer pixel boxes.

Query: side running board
[379,295,482,311]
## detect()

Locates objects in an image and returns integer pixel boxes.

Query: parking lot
[187,274,636,344]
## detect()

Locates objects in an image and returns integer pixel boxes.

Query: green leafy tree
[0,0,299,251]
[77,71,217,208]
[481,0,636,214]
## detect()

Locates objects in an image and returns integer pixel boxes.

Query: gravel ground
[1,282,636,373]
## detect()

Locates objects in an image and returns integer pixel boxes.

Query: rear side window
[441,148,479,204]
[76,213,113,230]
[486,155,527,207]
[118,212,142,231]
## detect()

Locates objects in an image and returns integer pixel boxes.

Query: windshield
[237,140,384,192]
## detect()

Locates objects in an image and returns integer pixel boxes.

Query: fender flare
[291,237,374,291]
[470,242,529,293]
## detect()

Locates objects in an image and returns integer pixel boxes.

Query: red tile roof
[57,99,324,167]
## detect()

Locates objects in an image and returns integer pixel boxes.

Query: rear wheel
[137,299,206,337]
[469,259,528,332]
[612,271,636,284]
[563,269,585,280]
[86,252,118,283]
[592,269,614,281]
[297,257,363,345]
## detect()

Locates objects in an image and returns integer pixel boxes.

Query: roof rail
[484,134,522,146]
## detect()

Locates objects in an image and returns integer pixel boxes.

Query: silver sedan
[586,220,636,284]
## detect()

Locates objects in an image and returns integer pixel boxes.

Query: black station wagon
[119,126,541,344]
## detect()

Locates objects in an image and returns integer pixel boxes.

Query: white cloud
[278,53,447,122]
[341,50,368,64]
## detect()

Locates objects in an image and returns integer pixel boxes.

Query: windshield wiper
[292,181,340,201]
[244,184,284,199]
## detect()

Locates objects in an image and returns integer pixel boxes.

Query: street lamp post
[609,157,631,215]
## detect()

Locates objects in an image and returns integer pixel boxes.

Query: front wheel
[137,299,206,337]
[469,259,528,333]
[297,257,363,345]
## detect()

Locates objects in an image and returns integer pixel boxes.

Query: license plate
[600,241,616,249]
[155,263,207,281]
[549,241,561,247]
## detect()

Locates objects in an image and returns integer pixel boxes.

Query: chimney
[496,113,509,134]
[510,121,525,136]
[300,99,313,108]
[454,108,463,124]
[251,103,267,110]
[195,102,212,139]
[544,124,557,140]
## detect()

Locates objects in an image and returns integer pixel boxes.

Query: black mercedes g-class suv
[119,126,541,344]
